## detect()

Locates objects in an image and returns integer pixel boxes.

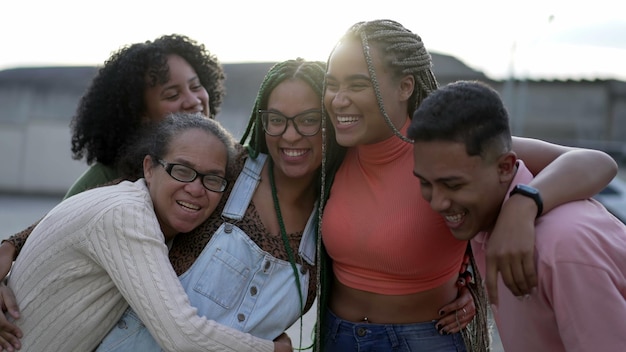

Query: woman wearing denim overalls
[97,58,346,351]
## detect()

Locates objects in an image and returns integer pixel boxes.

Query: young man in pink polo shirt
[408,80,626,352]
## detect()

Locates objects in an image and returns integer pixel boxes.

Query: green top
[63,162,121,200]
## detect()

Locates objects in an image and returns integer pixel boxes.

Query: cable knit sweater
[7,179,273,352]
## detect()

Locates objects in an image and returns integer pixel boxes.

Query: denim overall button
[300,266,307,275]
[357,327,367,336]
[250,286,258,296]
[237,313,245,322]
[224,223,233,233]
[117,320,127,329]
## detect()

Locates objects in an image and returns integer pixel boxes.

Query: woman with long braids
[317,19,617,351]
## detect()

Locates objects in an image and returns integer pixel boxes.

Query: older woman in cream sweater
[6,113,289,352]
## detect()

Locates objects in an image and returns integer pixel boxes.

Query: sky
[2,0,625,81]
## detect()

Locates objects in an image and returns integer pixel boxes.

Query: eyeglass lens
[162,161,226,192]
[261,110,322,136]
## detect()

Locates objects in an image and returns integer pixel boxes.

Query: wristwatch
[509,184,543,218]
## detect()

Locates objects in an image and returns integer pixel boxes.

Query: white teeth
[444,212,464,223]
[337,116,358,125]
[178,201,200,210]
[283,149,306,157]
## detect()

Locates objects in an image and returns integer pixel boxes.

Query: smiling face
[144,128,227,239]
[324,39,413,147]
[143,54,210,122]
[412,140,514,241]
[264,78,323,181]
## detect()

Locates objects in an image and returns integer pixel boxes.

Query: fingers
[0,285,23,352]
[486,254,537,305]
[507,255,537,301]
[0,315,22,340]
[0,330,21,352]
[273,332,293,352]
[436,286,476,335]
[521,254,538,293]
[510,260,530,295]
[485,193,539,304]
[438,286,471,316]
[456,271,473,288]
[0,287,20,320]
[0,243,17,280]
[436,305,475,335]
[273,332,292,344]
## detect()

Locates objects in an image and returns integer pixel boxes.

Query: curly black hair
[70,34,226,167]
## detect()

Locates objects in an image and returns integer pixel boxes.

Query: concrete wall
[0,121,86,194]
[1,62,625,195]
[496,80,626,158]
[0,77,93,195]
[0,64,273,195]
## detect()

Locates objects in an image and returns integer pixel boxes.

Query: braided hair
[241,58,346,351]
[70,34,225,168]
[241,58,323,157]
[240,58,345,193]
[315,20,490,352]
[332,19,439,143]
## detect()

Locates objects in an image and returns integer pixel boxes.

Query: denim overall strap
[221,153,267,220]
[222,152,315,265]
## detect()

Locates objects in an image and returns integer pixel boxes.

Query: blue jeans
[322,309,467,352]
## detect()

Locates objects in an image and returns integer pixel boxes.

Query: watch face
[516,184,539,195]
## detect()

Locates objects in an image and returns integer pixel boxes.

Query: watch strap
[509,184,543,218]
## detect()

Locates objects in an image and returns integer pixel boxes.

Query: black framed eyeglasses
[259,109,322,137]
[157,159,228,193]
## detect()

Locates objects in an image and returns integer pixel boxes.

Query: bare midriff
[329,275,459,324]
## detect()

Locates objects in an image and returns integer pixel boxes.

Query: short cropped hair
[408,80,512,160]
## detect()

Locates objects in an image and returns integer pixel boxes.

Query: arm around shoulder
[512,136,617,214]
[94,203,275,352]
[0,216,42,269]
[486,137,617,305]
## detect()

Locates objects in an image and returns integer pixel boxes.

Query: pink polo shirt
[472,160,626,352]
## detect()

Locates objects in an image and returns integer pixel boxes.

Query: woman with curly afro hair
[66,33,226,198]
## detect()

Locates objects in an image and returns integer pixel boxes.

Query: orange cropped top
[322,123,466,295]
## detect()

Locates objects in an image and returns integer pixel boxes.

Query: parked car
[593,176,626,224]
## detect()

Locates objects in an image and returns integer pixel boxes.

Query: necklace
[268,159,304,314]
[269,159,306,349]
